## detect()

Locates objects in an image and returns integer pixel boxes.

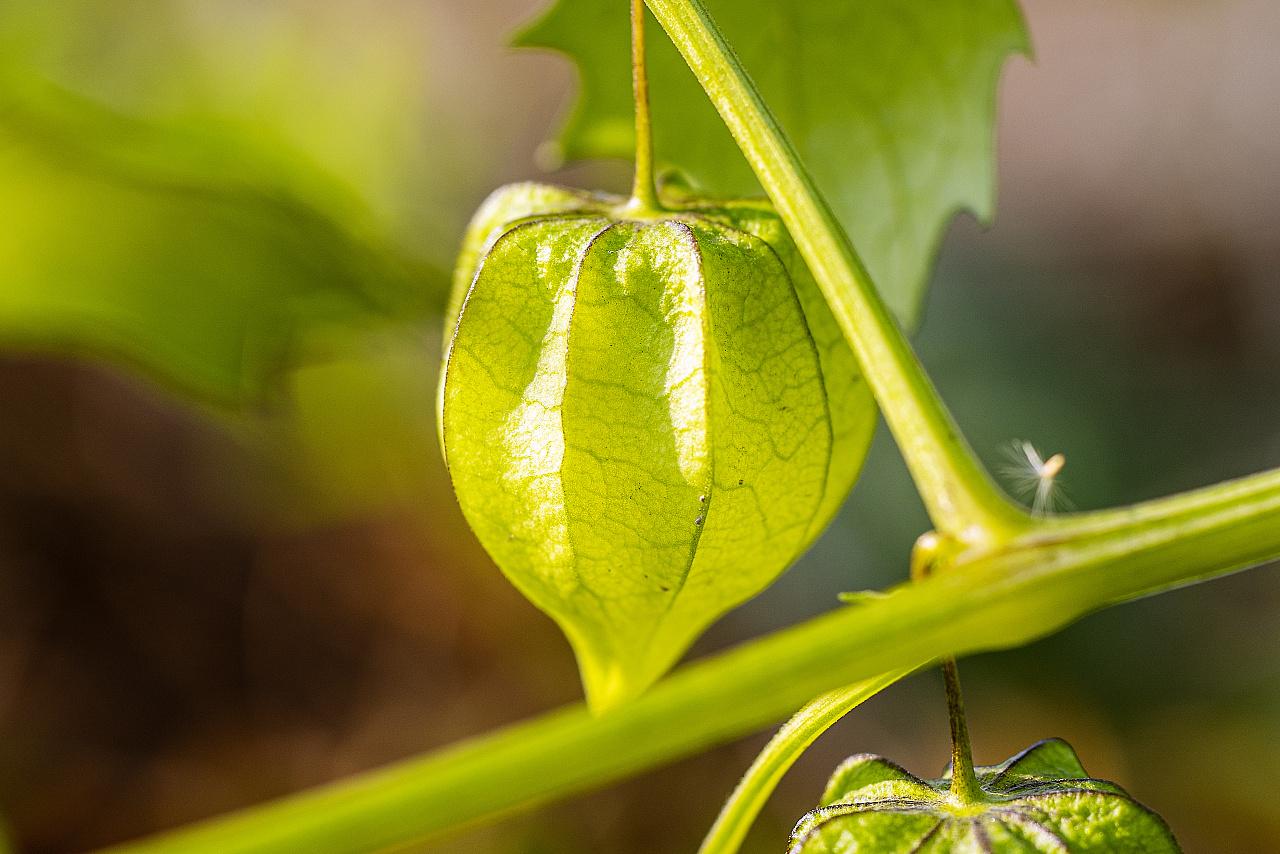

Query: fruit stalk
[941,659,981,805]
[913,536,981,806]
[629,0,662,213]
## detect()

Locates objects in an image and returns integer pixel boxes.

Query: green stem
[1040,462,1280,545]
[642,0,1025,542]
[627,0,663,213]
[697,668,917,854]
[102,464,1280,854]
[941,659,982,806]
[912,537,981,806]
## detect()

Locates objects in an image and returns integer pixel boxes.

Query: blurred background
[1,1,1278,851]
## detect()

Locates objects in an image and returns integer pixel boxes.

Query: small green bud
[439,183,874,710]
[789,739,1180,853]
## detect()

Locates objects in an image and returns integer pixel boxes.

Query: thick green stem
[697,668,917,854]
[102,463,1280,854]
[1039,462,1280,545]
[642,0,1025,542]
[627,0,663,213]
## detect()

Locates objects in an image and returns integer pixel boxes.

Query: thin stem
[697,668,916,854]
[642,0,1026,542]
[913,535,981,805]
[628,0,662,212]
[941,659,982,805]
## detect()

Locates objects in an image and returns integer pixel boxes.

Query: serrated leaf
[790,739,1181,853]
[440,186,875,708]
[516,0,1028,326]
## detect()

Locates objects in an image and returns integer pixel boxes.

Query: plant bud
[439,183,874,709]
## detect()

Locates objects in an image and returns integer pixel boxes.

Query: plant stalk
[627,0,663,213]
[102,462,1280,853]
[941,659,982,805]
[913,535,981,806]
[642,0,1027,542]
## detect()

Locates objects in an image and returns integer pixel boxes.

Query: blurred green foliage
[0,77,434,404]
[0,0,446,406]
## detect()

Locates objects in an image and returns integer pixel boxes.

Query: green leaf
[0,77,429,406]
[440,184,875,709]
[789,739,1181,853]
[516,0,1028,326]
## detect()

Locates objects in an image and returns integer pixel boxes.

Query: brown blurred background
[1,1,1278,852]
